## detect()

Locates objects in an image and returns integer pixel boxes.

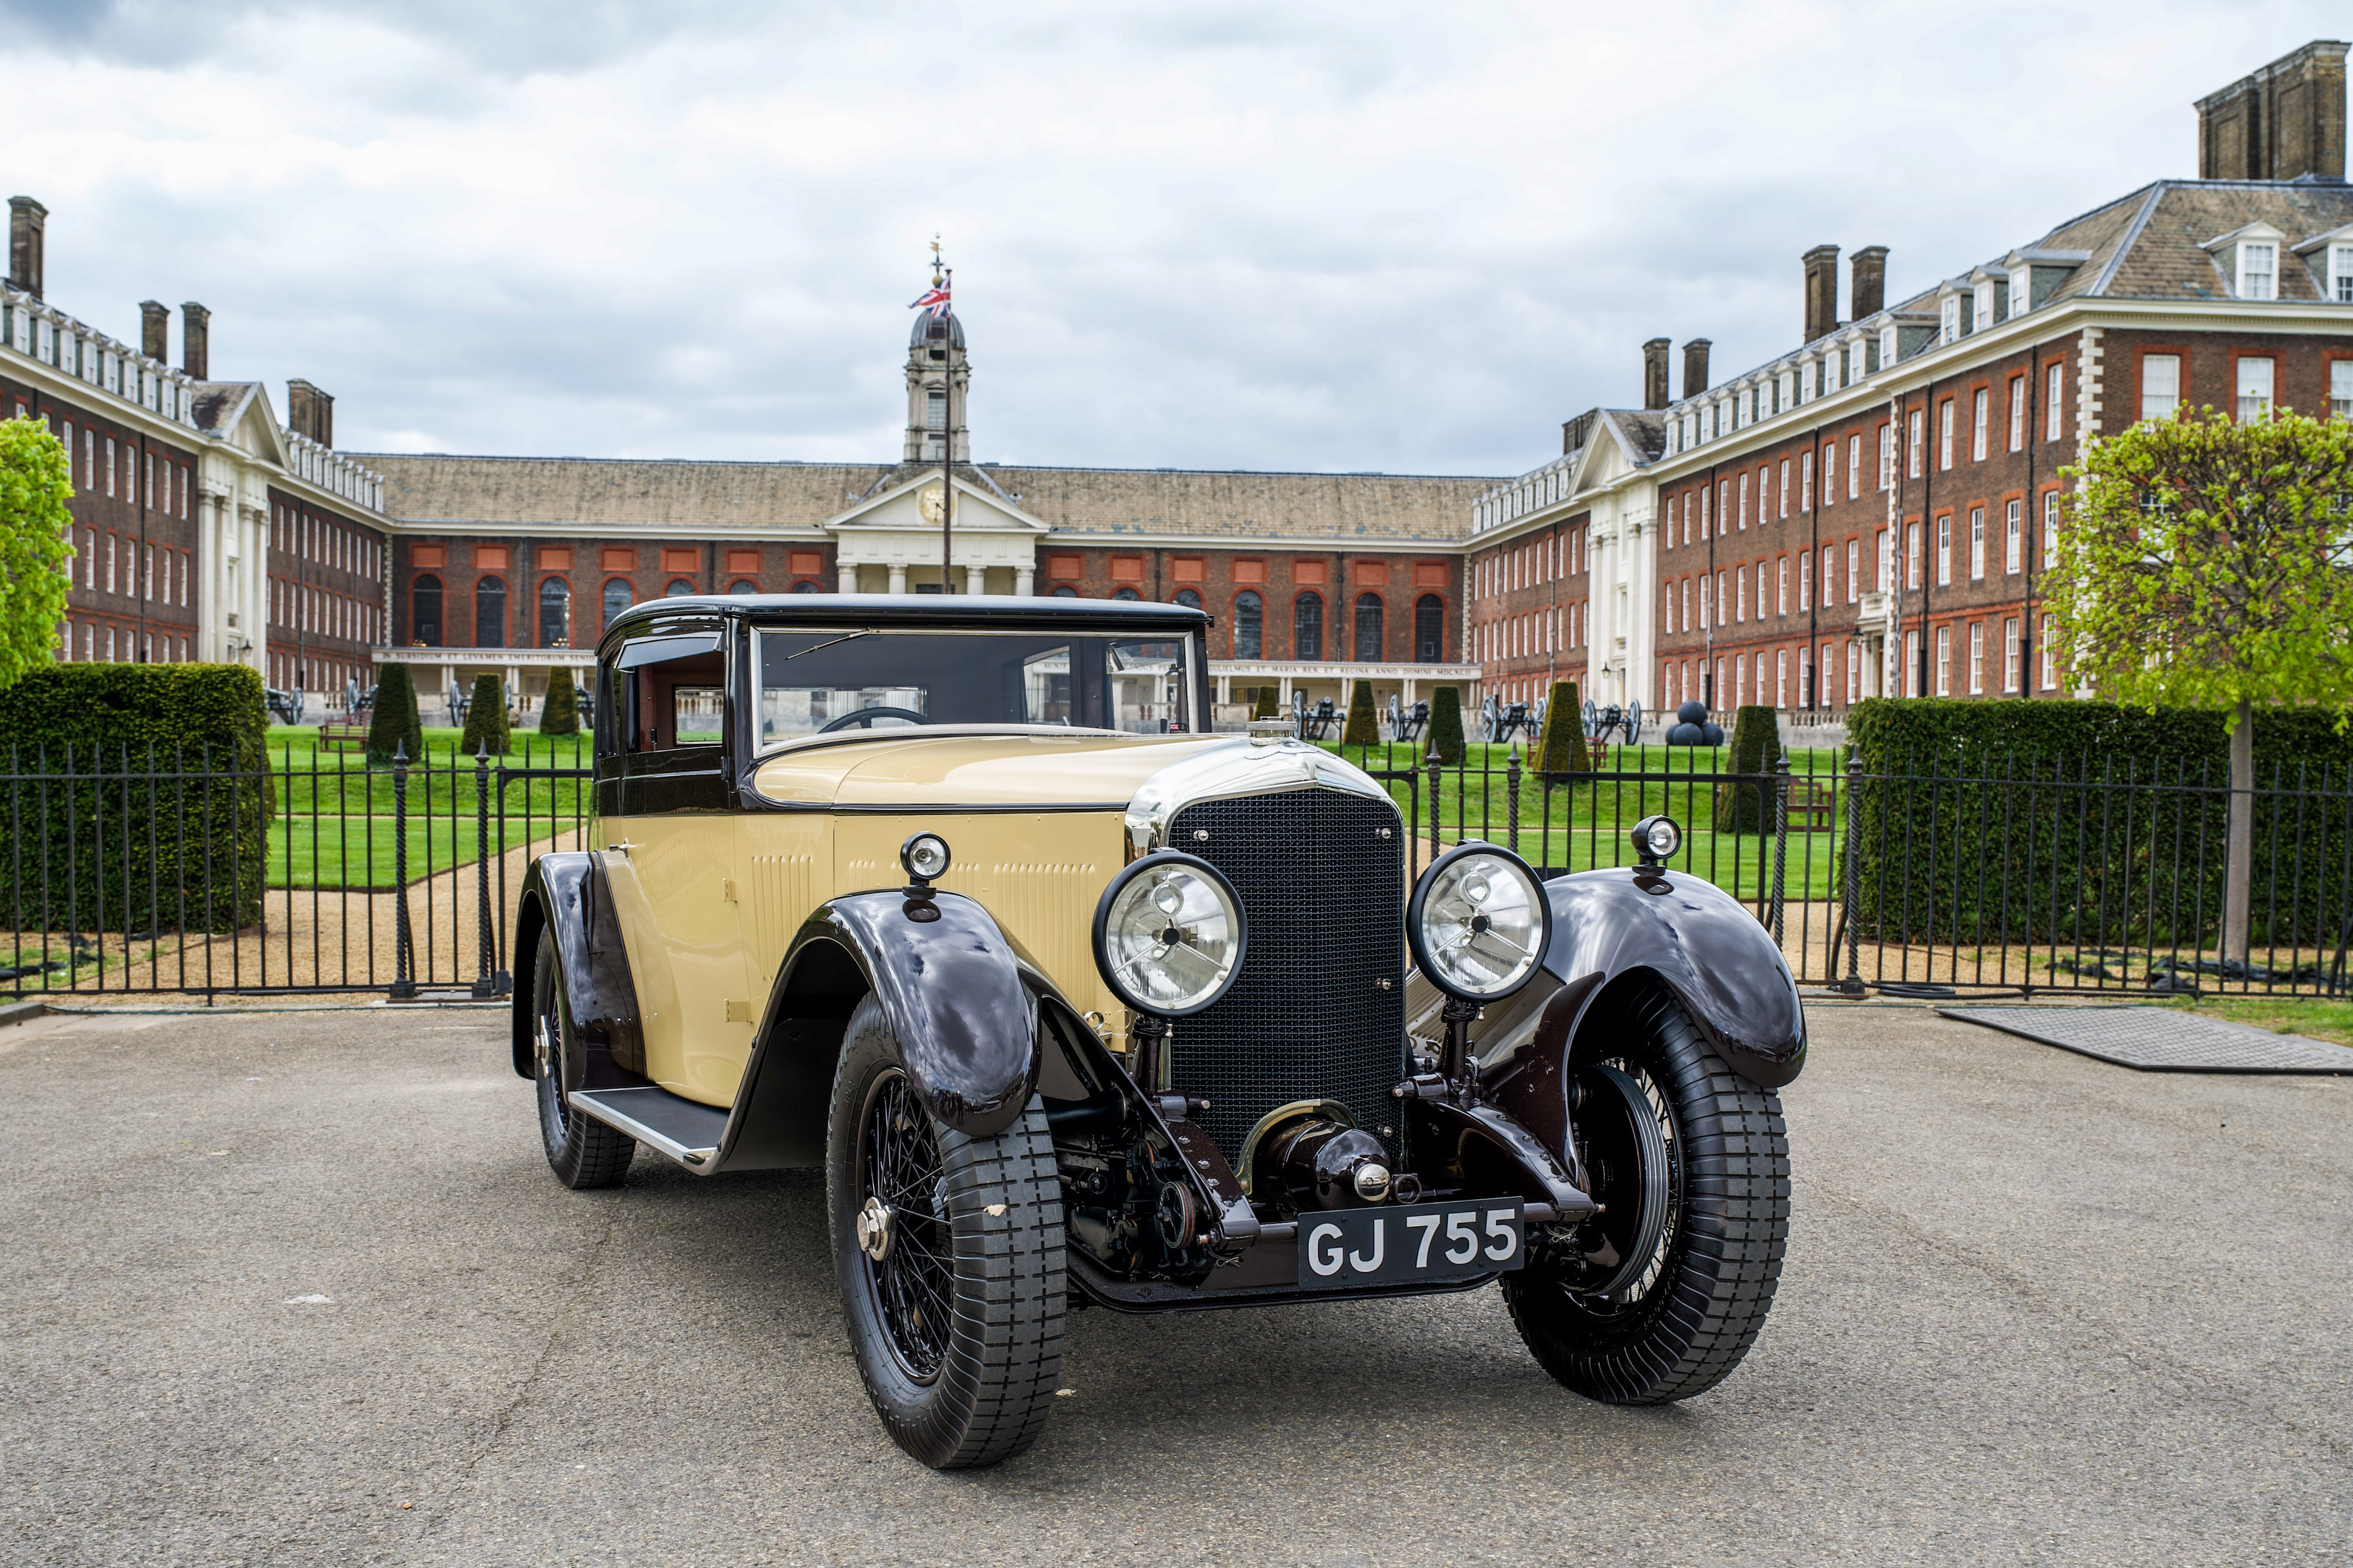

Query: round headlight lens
[1409,844,1548,1002]
[1632,815,1681,863]
[901,832,951,882]
[1092,852,1247,1017]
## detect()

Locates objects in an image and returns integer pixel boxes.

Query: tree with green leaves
[368,662,424,763]
[1342,679,1379,748]
[1535,680,1589,775]
[541,665,581,736]
[1425,686,1465,765]
[0,417,76,691]
[2049,404,2353,966]
[462,673,511,756]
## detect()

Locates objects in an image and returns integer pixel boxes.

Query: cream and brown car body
[510,592,1804,1338]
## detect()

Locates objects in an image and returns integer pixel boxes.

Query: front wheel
[1503,982,1789,1404]
[531,928,635,1190]
[827,995,1065,1469]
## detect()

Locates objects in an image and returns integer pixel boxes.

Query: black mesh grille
[1166,789,1407,1162]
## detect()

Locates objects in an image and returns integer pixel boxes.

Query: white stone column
[888,563,908,596]
[962,564,982,596]
[1015,567,1034,597]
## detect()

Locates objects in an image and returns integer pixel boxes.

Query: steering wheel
[819,706,928,732]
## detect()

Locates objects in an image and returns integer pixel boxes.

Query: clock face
[918,485,945,524]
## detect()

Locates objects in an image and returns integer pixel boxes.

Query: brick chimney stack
[1681,339,1712,400]
[1802,244,1841,343]
[140,301,169,361]
[2197,40,2348,180]
[9,197,46,298]
[1642,337,1672,410]
[181,302,209,381]
[287,380,335,447]
[1851,246,1888,321]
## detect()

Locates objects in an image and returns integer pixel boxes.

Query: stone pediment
[823,471,1051,537]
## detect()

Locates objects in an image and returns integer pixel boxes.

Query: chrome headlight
[1091,851,1247,1017]
[1630,815,1681,866]
[900,831,951,883]
[1407,843,1550,1003]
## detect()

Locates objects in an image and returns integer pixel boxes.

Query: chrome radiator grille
[1165,788,1407,1162]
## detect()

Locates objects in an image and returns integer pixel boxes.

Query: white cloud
[4,0,2342,477]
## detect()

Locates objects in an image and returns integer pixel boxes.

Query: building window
[1941,295,1961,344]
[1972,388,1989,462]
[1968,622,1984,694]
[2333,361,2353,420]
[474,575,506,648]
[1974,281,1995,332]
[1935,625,1951,696]
[2046,362,2064,440]
[1735,569,1747,623]
[1798,551,1811,611]
[1907,409,1923,479]
[1969,507,1985,581]
[1939,398,1955,470]
[1776,648,1788,708]
[2236,241,2277,301]
[2141,353,2180,421]
[1939,514,1954,586]
[664,579,696,598]
[1804,449,1817,511]
[1292,592,1324,661]
[1173,587,1202,610]
[1738,471,1749,529]
[2042,490,2060,567]
[538,578,571,648]
[1778,558,1789,615]
[1352,593,1383,660]
[2008,376,2025,452]
[2005,499,2022,575]
[1051,585,1078,598]
[2040,613,2057,689]
[2331,243,2353,302]
[728,579,759,595]
[1233,589,1263,659]
[2009,272,2030,319]
[1847,538,1859,603]
[2237,356,2275,421]
[602,578,633,630]
[1778,459,1789,518]
[2004,616,2021,693]
[413,575,443,647]
[1848,433,1863,499]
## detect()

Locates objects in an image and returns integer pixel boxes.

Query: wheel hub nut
[856,1195,894,1261]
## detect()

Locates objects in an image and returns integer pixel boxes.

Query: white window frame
[1974,281,1995,332]
[2332,243,2353,303]
[2235,240,2277,302]
[2237,356,2275,421]
[1940,295,1961,345]
[1848,433,1862,499]
[2141,353,2180,422]
[2009,271,2031,319]
[2005,498,2022,575]
[2008,375,2025,452]
[2332,360,2353,421]
[1972,388,1989,462]
[1969,506,1985,582]
[2045,362,2063,441]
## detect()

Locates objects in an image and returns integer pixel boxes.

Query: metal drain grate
[1939,1006,2353,1075]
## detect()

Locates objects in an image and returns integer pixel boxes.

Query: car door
[599,618,756,1107]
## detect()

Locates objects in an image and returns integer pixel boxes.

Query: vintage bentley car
[511,595,1804,1469]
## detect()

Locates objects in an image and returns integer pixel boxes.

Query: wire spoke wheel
[859,1071,952,1382]
[527,927,634,1190]
[1504,982,1788,1405]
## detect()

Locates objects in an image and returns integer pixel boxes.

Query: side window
[608,630,725,756]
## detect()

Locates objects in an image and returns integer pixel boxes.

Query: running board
[569,1086,730,1168]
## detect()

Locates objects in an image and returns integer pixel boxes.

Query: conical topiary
[1718,704,1780,833]
[1425,686,1465,766]
[461,673,511,756]
[1535,680,1591,776]
[540,665,580,736]
[1342,679,1379,748]
[1252,685,1279,720]
[366,662,424,765]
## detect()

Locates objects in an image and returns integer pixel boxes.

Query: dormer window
[2009,272,2031,318]
[1940,295,1961,345]
[1974,281,1995,332]
[1775,371,1792,409]
[2237,241,2277,301]
[2333,243,2353,303]
[1878,324,1897,368]
[1848,339,1867,383]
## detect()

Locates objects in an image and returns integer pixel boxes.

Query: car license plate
[1295,1199,1525,1290]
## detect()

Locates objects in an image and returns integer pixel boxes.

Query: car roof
[596,593,1212,658]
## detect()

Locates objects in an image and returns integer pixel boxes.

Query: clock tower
[904,301,970,465]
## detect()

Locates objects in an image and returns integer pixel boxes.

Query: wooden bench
[318,711,372,753]
[1785,779,1837,832]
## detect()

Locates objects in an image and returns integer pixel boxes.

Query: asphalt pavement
[4,999,2348,1566]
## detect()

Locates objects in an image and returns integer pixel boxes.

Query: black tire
[1503,982,1789,1404]
[827,994,1065,1469]
[531,928,635,1190]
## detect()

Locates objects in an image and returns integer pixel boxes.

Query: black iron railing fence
[2,736,2345,1002]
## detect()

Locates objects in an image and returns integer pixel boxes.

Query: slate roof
[354,452,1498,542]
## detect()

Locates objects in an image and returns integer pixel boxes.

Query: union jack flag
[909,282,951,318]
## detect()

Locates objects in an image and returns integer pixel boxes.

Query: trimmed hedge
[1536,680,1589,776]
[461,673,510,756]
[0,664,269,932]
[1718,705,1781,833]
[368,663,423,763]
[1844,698,2353,950]
[1252,686,1278,720]
[1343,679,1379,747]
[540,666,581,736]
[1425,686,1465,765]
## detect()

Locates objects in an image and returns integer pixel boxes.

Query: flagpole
[941,266,954,595]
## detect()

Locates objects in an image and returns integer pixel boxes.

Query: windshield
[753,628,1194,743]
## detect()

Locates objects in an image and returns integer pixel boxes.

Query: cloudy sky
[6,1,2344,477]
